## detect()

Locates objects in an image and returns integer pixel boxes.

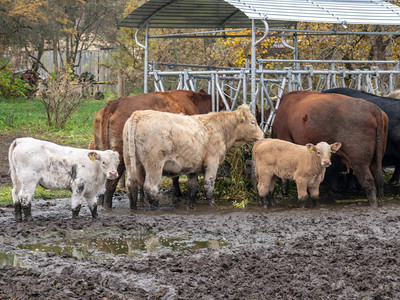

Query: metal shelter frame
[120,0,400,132]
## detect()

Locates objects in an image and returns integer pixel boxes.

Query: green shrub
[0,58,32,98]
[40,66,91,128]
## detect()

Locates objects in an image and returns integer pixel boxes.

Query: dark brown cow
[91,89,224,208]
[272,91,388,207]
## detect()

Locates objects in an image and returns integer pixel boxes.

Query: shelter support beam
[135,22,149,93]
[251,19,269,115]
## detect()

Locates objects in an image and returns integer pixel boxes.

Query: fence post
[118,70,125,97]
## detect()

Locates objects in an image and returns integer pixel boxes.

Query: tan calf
[253,138,341,208]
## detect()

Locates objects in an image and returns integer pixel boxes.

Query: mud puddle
[19,233,228,259]
[0,251,31,268]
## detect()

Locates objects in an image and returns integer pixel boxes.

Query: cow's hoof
[149,203,159,210]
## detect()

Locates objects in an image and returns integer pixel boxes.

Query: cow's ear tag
[306,144,315,153]
[90,154,96,162]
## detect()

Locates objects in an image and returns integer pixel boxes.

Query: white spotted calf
[9,137,119,221]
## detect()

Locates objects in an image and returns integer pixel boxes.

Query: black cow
[324,88,400,182]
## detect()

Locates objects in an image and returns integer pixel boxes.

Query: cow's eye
[317,151,321,155]
[251,120,255,125]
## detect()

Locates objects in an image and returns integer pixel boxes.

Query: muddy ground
[1,133,400,299]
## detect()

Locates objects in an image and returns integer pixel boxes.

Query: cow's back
[274,91,378,147]
[323,88,399,168]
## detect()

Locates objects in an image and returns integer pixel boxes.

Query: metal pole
[251,19,256,115]
[144,23,149,93]
[135,22,149,93]
[251,19,269,115]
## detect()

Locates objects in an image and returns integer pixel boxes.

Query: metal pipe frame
[149,64,400,132]
[135,19,400,135]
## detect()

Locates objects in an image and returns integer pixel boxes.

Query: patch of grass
[0,186,71,205]
[0,96,112,148]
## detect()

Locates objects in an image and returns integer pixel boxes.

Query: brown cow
[272,91,388,207]
[253,138,341,208]
[90,89,226,208]
[123,104,264,209]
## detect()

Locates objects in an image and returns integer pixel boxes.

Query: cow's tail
[8,139,19,201]
[90,108,104,150]
[122,116,139,196]
[374,108,386,200]
[100,100,118,150]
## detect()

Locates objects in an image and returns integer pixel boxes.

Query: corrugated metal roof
[119,0,400,29]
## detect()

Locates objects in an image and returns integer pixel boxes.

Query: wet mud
[1,195,400,299]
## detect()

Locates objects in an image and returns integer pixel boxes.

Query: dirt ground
[1,133,400,299]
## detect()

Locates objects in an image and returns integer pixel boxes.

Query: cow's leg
[280,179,288,195]
[126,172,139,210]
[143,168,163,210]
[187,173,199,208]
[103,163,125,208]
[257,174,273,209]
[71,182,85,218]
[267,175,278,207]
[390,166,400,183]
[308,185,320,207]
[136,162,146,208]
[172,176,182,198]
[353,166,377,208]
[18,182,36,222]
[295,178,308,208]
[86,196,98,219]
[103,178,118,208]
[127,181,139,210]
[12,186,22,222]
[204,165,219,206]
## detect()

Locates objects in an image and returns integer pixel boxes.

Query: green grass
[0,92,117,204]
[0,95,112,147]
[0,186,71,204]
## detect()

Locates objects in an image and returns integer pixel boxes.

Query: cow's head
[88,150,119,179]
[234,104,264,144]
[306,142,342,167]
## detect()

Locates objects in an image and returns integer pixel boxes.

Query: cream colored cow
[123,104,264,208]
[253,138,341,208]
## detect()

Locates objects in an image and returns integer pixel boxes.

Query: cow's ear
[88,151,101,162]
[238,105,247,122]
[198,89,207,94]
[331,142,342,153]
[306,144,316,153]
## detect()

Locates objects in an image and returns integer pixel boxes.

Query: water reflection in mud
[0,251,30,268]
[19,234,228,259]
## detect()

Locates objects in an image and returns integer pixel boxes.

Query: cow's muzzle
[321,160,331,167]
[108,171,119,179]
